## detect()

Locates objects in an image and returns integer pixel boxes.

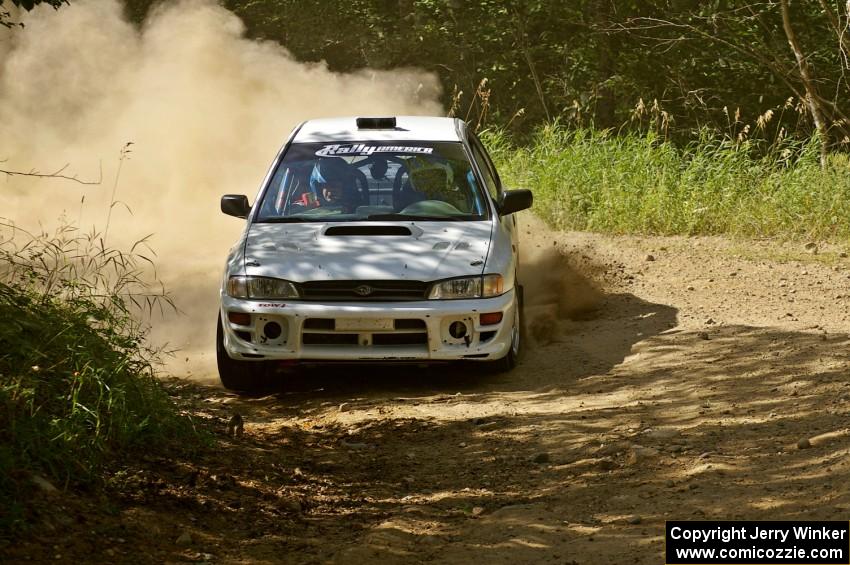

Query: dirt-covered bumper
[219,290,516,362]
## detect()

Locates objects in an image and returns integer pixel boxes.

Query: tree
[780,0,829,165]
[10,0,850,143]
[615,1,850,148]
[2,0,67,28]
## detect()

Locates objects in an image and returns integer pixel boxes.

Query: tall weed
[487,125,850,240]
[0,220,200,534]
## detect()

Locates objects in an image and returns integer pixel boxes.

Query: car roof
[292,116,464,143]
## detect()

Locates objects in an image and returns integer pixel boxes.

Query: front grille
[299,280,429,301]
[300,317,428,349]
[303,333,359,345]
[373,333,428,346]
[394,319,426,330]
[303,318,335,330]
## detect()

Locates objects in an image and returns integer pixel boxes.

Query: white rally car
[217,116,532,391]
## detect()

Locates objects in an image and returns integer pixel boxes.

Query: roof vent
[356,117,397,129]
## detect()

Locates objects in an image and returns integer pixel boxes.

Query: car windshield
[254,141,489,222]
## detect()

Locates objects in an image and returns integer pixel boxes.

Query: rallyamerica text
[669,525,848,544]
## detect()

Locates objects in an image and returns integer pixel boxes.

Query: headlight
[428,274,506,299]
[227,276,299,299]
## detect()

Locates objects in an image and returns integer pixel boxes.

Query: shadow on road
[161,313,850,564]
[13,287,847,564]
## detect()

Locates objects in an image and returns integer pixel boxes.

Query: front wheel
[483,285,524,373]
[216,316,272,393]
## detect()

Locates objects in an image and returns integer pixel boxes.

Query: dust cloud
[518,214,604,345]
[0,0,442,378]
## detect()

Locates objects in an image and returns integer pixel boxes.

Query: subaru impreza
[217,116,532,390]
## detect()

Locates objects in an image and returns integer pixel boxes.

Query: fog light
[228,311,251,326]
[264,321,282,339]
[449,321,467,339]
[480,312,503,325]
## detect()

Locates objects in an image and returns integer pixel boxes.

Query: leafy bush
[0,221,200,533]
[488,125,850,240]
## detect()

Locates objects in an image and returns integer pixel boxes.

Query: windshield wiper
[366,213,468,221]
[254,217,311,223]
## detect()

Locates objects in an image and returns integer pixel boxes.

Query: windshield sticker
[316,144,434,157]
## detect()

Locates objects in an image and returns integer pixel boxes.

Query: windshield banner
[316,144,434,157]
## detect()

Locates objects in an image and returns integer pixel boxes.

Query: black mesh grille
[303,318,335,330]
[302,333,359,345]
[299,280,428,301]
[394,319,427,330]
[372,333,428,346]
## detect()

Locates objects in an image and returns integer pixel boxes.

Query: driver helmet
[309,157,354,205]
[407,161,454,198]
[369,157,389,180]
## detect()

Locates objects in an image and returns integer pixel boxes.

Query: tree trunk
[513,10,551,123]
[593,0,616,128]
[815,0,850,67]
[780,0,830,166]
[522,48,551,122]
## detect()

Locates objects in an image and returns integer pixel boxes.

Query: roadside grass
[486,125,850,241]
[0,221,203,536]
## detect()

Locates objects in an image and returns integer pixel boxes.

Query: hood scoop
[324,225,412,237]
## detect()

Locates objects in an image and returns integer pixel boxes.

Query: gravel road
[7,214,850,564]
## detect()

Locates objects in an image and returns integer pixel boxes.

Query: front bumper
[219,289,516,362]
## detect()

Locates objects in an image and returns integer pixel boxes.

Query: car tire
[483,284,524,373]
[216,316,272,393]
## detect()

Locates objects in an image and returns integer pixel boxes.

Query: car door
[468,133,520,294]
[469,133,519,253]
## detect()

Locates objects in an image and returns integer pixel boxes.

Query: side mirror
[221,194,250,218]
[498,189,533,215]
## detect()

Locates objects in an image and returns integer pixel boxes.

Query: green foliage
[11,1,850,140]
[488,125,850,240]
[2,0,67,28]
[219,0,590,128]
[213,0,848,140]
[0,222,200,535]
[9,0,66,8]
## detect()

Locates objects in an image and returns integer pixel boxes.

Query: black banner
[666,521,850,564]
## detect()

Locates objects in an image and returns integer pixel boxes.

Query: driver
[320,180,347,206]
[369,157,388,180]
[309,158,359,213]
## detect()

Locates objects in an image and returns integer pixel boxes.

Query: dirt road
[8,215,850,564]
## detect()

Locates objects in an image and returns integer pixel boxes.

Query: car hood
[241,221,493,282]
